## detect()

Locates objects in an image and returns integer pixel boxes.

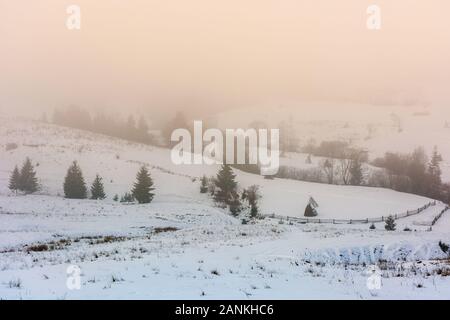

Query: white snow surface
[1,116,450,300]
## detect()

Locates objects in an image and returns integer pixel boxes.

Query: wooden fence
[430,206,449,226]
[265,201,438,225]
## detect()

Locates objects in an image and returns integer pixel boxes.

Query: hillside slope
[1,116,450,299]
[0,116,435,220]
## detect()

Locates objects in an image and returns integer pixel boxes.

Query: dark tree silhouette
[131,166,155,204]
[90,174,106,200]
[8,166,20,193]
[19,158,38,194]
[384,215,396,231]
[214,165,241,215]
[214,165,238,204]
[64,161,87,199]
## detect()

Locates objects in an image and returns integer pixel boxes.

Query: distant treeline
[302,140,369,162]
[370,146,450,204]
[271,145,450,205]
[51,106,154,145]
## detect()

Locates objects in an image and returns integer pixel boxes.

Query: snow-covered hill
[0,116,436,220]
[1,116,450,299]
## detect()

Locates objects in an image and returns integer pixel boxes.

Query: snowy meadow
[1,116,450,299]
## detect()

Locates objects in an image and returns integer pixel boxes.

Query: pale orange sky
[1,0,449,116]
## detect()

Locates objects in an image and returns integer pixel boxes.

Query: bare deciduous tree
[339,158,352,185]
[321,158,335,184]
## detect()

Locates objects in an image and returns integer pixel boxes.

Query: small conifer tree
[19,158,39,194]
[214,165,238,205]
[90,174,106,200]
[8,166,21,193]
[384,215,396,231]
[63,161,87,199]
[131,166,155,204]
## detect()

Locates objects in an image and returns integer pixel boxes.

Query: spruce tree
[384,215,396,231]
[90,174,106,200]
[63,161,87,199]
[8,166,20,193]
[200,175,208,193]
[214,165,238,205]
[131,166,155,204]
[19,158,38,193]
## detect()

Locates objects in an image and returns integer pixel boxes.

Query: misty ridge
[21,103,448,207]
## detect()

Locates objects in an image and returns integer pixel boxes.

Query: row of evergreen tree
[9,159,155,204]
[63,162,155,203]
[8,158,39,194]
[63,162,106,200]
[8,159,257,219]
[50,106,154,145]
